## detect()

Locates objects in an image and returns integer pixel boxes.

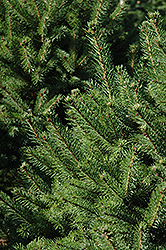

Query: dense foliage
[0,0,166,249]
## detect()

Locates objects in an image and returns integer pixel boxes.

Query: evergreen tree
[0,0,125,193]
[0,1,166,249]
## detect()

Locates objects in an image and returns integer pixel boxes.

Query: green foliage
[0,0,126,194]
[0,0,166,249]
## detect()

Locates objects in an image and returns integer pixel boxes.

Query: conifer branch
[1,69,25,87]
[133,87,165,148]
[35,132,81,179]
[58,50,74,71]
[23,46,32,74]
[44,58,57,72]
[62,197,98,215]
[44,96,61,114]
[26,124,80,178]
[92,32,112,101]
[38,39,50,65]
[76,54,89,67]
[21,161,68,205]
[40,0,53,41]
[32,0,41,21]
[142,130,161,156]
[149,192,164,227]
[26,124,70,181]
[13,190,40,211]
[71,116,112,161]
[6,1,36,25]
[157,42,166,56]
[111,8,123,22]
[27,120,43,141]
[94,0,103,24]
[96,214,136,226]
[23,167,45,193]
[0,40,13,58]
[60,0,84,21]
[125,151,136,196]
[107,113,118,139]
[26,134,57,162]
[137,110,165,143]
[99,7,123,38]
[69,182,98,194]
[90,95,118,139]
[71,103,111,145]
[0,84,26,112]
[81,227,86,242]
[50,0,65,21]
[0,197,31,224]
[138,227,143,249]
[48,120,79,163]
[132,223,144,249]
[80,165,100,185]
[36,93,44,112]
[107,239,117,250]
[41,137,58,158]
[8,12,12,40]
[1,3,166,248]
[102,177,122,200]
[19,162,64,207]
[0,227,9,247]
[48,214,66,229]
[47,0,53,18]
[131,46,136,76]
[144,27,156,75]
[54,242,76,249]
[73,32,76,66]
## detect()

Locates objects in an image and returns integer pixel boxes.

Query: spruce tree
[0,1,166,249]
[0,0,125,193]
